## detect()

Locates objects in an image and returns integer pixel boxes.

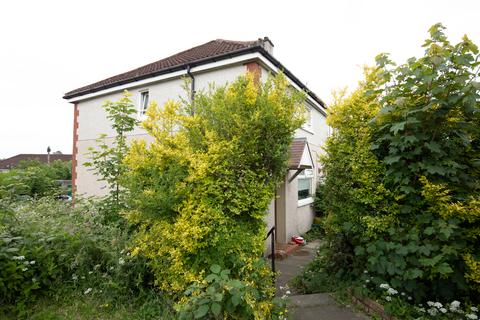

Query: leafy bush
[124,73,305,317]
[311,23,480,312]
[177,264,287,319]
[0,160,71,199]
[0,197,156,316]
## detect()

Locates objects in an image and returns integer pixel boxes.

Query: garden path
[275,240,369,320]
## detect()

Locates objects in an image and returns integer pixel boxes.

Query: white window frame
[301,105,314,134]
[297,168,314,207]
[138,89,150,118]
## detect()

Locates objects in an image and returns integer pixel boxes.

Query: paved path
[275,240,369,320]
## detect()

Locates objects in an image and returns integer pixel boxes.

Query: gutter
[186,65,195,103]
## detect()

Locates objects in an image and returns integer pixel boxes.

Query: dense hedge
[123,73,305,318]
[320,23,479,308]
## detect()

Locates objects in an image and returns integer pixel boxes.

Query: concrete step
[289,293,369,320]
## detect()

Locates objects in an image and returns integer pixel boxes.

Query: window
[298,169,314,200]
[302,105,312,131]
[139,90,149,115]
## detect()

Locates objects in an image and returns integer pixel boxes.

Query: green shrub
[0,160,71,199]
[177,264,287,319]
[314,23,480,310]
[0,197,155,316]
[124,73,305,317]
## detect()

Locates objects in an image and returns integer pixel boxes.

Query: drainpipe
[186,65,195,103]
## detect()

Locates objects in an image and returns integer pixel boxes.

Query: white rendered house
[64,37,329,245]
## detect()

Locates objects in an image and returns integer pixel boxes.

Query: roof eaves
[63,45,327,110]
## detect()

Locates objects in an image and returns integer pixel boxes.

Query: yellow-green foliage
[123,74,304,316]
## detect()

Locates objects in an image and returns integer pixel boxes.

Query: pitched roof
[288,138,314,169]
[64,39,264,99]
[0,154,72,170]
[63,38,326,108]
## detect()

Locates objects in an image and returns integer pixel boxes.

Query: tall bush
[320,24,480,305]
[124,73,305,318]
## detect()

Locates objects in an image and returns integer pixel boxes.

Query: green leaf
[354,246,365,256]
[424,227,435,235]
[231,293,241,307]
[211,303,221,316]
[384,155,402,165]
[210,264,221,274]
[194,305,209,319]
[390,121,406,134]
[435,262,453,275]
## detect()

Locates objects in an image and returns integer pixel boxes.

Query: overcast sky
[0,0,479,158]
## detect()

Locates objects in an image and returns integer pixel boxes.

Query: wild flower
[379,283,389,289]
[72,274,78,281]
[427,301,435,307]
[29,260,35,265]
[84,288,92,295]
[12,255,25,261]
[363,270,368,274]
[450,301,461,310]
[434,302,443,308]
[385,296,392,301]
[22,268,28,272]
[365,279,370,283]
[407,296,412,301]
[387,288,398,295]
[286,290,291,295]
[440,308,447,313]
[466,314,478,320]
[428,308,438,316]
[88,271,93,274]
[471,307,478,312]
[118,257,125,265]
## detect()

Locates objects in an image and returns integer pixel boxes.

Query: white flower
[109,266,114,270]
[466,314,478,320]
[380,283,390,289]
[118,258,125,265]
[22,268,28,272]
[417,307,426,313]
[450,301,461,309]
[471,307,478,312]
[88,271,93,275]
[385,296,392,301]
[72,274,78,281]
[427,301,434,307]
[13,256,25,261]
[84,288,92,295]
[407,296,412,301]
[29,260,35,265]
[440,308,447,313]
[434,302,443,308]
[387,288,398,295]
[32,277,37,283]
[365,279,370,283]
[286,290,291,295]
[363,270,368,274]
[401,292,405,296]
[428,308,438,316]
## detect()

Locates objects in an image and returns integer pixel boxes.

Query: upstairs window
[139,90,149,115]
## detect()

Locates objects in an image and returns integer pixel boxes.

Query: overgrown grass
[12,291,174,320]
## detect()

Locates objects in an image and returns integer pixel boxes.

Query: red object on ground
[291,236,305,245]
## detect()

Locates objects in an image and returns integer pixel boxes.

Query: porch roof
[288,138,314,170]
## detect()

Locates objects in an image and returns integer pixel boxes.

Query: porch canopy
[287,138,314,183]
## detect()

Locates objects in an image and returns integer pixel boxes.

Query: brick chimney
[259,37,274,55]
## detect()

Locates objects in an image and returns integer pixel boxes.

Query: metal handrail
[265,226,275,274]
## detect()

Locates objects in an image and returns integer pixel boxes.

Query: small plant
[176,264,287,319]
[84,91,138,222]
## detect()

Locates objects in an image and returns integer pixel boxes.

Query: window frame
[297,168,314,206]
[138,89,150,117]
